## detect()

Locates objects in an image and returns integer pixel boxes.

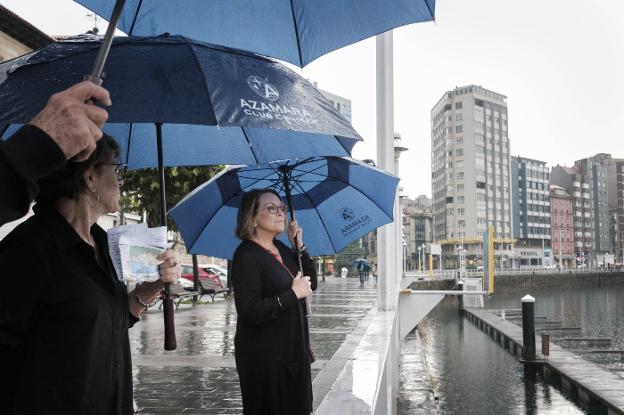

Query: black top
[0,125,66,226]
[0,204,138,415]
[232,239,317,415]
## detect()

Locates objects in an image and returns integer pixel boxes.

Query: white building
[431,85,514,269]
[317,86,352,123]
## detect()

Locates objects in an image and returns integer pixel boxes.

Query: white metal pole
[376,31,397,311]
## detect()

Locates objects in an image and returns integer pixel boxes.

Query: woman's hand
[287,219,304,250]
[291,271,312,299]
[156,249,180,284]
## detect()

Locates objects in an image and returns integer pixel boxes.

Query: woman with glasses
[232,189,317,415]
[0,134,180,415]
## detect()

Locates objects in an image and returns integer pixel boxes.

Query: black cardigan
[232,239,317,415]
[0,125,66,225]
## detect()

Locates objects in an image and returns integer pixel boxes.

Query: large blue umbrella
[169,157,399,260]
[0,34,361,351]
[75,0,436,67]
[0,35,361,167]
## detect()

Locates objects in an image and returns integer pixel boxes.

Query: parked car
[576,263,587,269]
[180,264,224,288]
[202,264,228,287]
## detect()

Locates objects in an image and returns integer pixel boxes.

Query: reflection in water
[412,298,590,415]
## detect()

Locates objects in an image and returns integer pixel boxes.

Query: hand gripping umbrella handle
[281,166,312,317]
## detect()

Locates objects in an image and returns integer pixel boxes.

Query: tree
[334,239,365,277]
[120,166,222,228]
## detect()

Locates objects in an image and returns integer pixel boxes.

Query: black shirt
[0,125,66,225]
[0,204,138,414]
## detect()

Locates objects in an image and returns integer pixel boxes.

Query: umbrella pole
[156,122,177,351]
[281,168,311,317]
[85,0,126,85]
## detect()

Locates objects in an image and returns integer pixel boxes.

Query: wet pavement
[131,276,378,414]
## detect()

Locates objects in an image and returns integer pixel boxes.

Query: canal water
[400,279,624,414]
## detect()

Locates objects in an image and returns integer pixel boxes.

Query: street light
[421,243,427,270]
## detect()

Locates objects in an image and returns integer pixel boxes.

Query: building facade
[317,87,352,123]
[606,157,624,264]
[401,196,433,270]
[511,156,551,267]
[0,5,52,62]
[549,185,575,268]
[431,85,513,269]
[551,154,615,267]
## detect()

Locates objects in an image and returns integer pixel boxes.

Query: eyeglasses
[99,162,128,181]
[261,204,288,215]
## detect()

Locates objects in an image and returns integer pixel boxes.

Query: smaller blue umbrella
[169,157,399,260]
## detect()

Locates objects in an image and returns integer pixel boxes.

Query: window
[458,208,465,215]
[457,184,465,191]
[456,148,464,156]
[456,172,464,180]
[455,125,463,133]
[455,101,463,110]
[456,137,463,145]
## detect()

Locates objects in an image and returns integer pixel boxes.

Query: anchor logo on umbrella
[247,75,280,101]
[341,208,354,221]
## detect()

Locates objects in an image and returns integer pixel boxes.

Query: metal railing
[405,267,621,280]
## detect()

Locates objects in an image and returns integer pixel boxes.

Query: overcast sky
[3,0,623,198]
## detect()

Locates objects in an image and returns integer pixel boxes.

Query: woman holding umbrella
[0,134,180,414]
[232,189,317,415]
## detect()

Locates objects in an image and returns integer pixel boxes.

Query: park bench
[158,283,201,310]
[198,279,230,303]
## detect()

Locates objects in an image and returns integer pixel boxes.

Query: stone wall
[494,272,624,290]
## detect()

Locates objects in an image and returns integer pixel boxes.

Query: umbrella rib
[288,0,304,67]
[128,0,144,35]
[291,179,339,254]
[240,128,260,165]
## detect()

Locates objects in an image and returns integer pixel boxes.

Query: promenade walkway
[130,276,378,414]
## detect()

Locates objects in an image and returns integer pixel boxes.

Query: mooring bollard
[522,294,536,362]
[457,280,464,310]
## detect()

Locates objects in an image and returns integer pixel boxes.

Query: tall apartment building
[550,185,575,268]
[431,85,513,268]
[607,157,624,264]
[511,156,551,267]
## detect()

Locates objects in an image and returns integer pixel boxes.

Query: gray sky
[3,0,623,198]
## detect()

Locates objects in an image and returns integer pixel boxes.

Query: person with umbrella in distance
[0,133,180,415]
[231,188,317,415]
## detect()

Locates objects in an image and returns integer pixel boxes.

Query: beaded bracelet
[135,283,161,308]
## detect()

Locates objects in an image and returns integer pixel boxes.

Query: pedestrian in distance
[0,80,110,225]
[357,260,366,288]
[0,134,180,415]
[231,189,317,415]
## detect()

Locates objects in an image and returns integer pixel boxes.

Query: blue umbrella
[75,0,436,67]
[169,157,399,260]
[0,35,361,167]
[0,34,361,351]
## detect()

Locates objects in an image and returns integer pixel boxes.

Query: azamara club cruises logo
[339,207,372,237]
[247,75,280,101]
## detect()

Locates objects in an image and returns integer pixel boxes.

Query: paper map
[107,223,168,283]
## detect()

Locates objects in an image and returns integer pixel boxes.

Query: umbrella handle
[87,0,127,84]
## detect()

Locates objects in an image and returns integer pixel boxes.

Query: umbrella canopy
[75,0,436,67]
[169,157,399,259]
[0,35,361,166]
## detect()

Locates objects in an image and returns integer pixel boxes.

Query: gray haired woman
[0,134,180,414]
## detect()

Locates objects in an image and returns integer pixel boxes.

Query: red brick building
[549,185,575,268]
